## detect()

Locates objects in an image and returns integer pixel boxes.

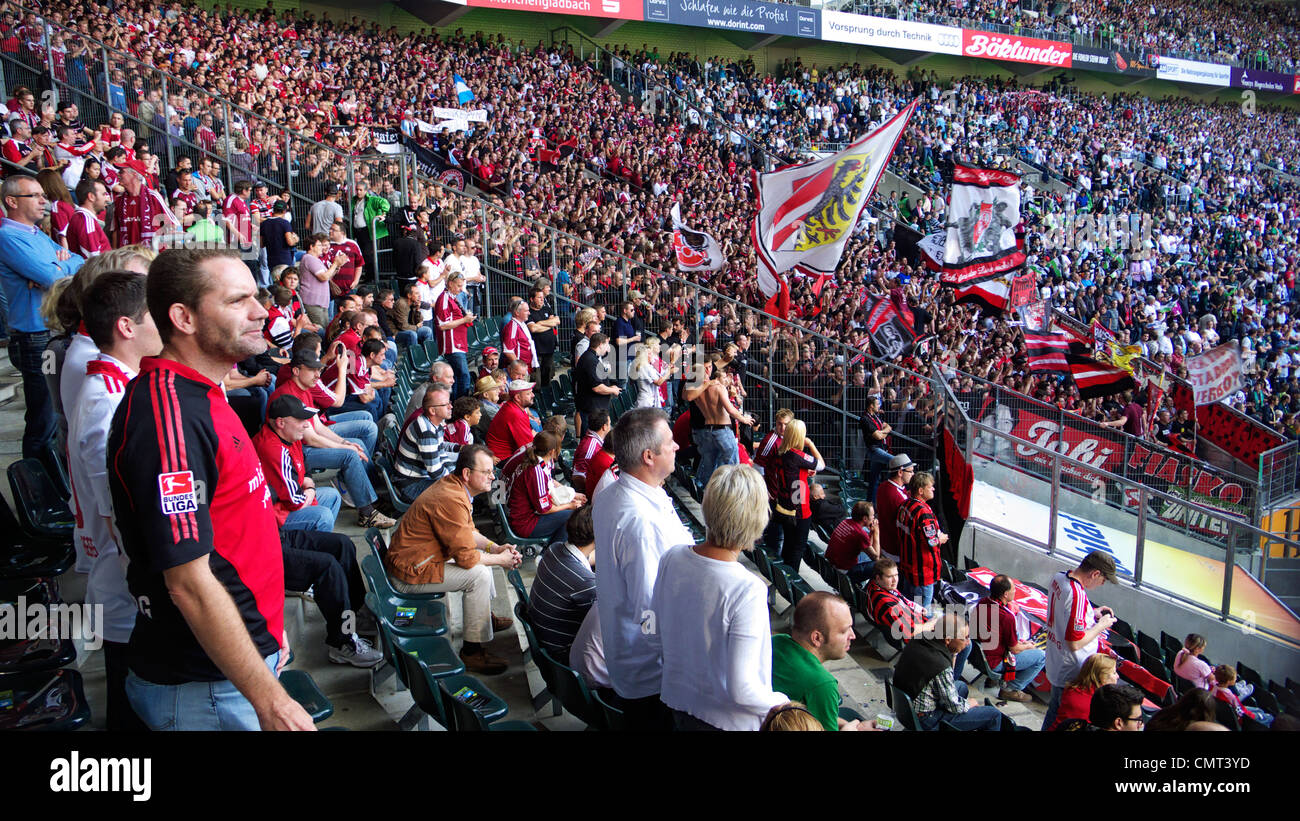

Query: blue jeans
[341,394,383,425]
[952,640,971,681]
[992,647,1046,693]
[282,487,341,532]
[126,652,279,731]
[1043,685,1065,731]
[12,330,55,459]
[396,326,433,349]
[304,425,378,509]
[901,579,935,614]
[527,508,574,541]
[917,680,1002,731]
[445,351,471,399]
[324,412,377,456]
[695,427,738,489]
[865,446,892,500]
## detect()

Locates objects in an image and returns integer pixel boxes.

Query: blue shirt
[0,220,84,332]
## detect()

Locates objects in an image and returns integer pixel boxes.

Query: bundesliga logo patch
[158,471,198,516]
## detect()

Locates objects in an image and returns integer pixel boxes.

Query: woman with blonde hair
[773,418,825,572]
[760,702,825,732]
[630,337,671,409]
[1049,653,1118,730]
[651,464,786,730]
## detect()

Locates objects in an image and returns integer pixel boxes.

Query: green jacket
[355,193,391,241]
[771,634,841,731]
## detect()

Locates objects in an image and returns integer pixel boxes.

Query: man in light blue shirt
[0,175,84,457]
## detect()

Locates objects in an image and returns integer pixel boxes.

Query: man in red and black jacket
[107,249,314,731]
[895,471,947,615]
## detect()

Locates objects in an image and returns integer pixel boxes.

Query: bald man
[771,592,876,731]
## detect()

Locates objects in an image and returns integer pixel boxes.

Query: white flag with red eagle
[940,163,1025,287]
[671,202,724,272]
[752,100,918,318]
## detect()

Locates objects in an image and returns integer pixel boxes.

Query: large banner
[863,295,918,359]
[1071,44,1157,78]
[941,164,1025,286]
[1156,56,1231,86]
[821,11,961,54]
[1187,344,1244,405]
[468,0,645,19]
[961,30,1071,68]
[1229,67,1295,93]
[645,0,817,36]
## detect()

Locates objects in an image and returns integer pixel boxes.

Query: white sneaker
[328,634,383,668]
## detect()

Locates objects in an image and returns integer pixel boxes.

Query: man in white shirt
[591,407,693,730]
[1043,551,1118,730]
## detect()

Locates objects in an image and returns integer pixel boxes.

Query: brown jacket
[384,474,481,585]
[388,298,422,333]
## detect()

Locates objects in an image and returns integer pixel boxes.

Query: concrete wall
[960,523,1300,686]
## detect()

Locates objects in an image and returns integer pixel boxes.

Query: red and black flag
[864,295,918,360]
[1022,329,1072,373]
[1066,350,1137,399]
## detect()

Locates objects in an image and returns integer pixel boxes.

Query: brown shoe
[460,645,508,675]
[491,614,514,632]
[358,509,397,529]
[998,687,1032,703]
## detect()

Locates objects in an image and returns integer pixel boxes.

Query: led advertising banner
[1156,55,1231,86]
[644,0,818,37]
[1072,44,1158,78]
[1229,67,1295,93]
[961,29,1071,68]
[820,11,962,54]
[468,0,645,20]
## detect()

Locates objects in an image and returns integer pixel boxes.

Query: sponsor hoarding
[1155,55,1231,86]
[1071,44,1157,77]
[961,30,1071,68]
[644,0,818,37]
[820,11,961,54]
[1229,67,1295,93]
[468,0,644,20]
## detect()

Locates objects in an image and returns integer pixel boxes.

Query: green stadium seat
[279,670,334,723]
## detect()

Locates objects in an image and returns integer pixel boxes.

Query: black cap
[291,349,325,370]
[1080,550,1119,584]
[267,394,319,420]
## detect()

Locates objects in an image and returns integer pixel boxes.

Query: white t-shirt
[649,545,786,730]
[1045,571,1097,687]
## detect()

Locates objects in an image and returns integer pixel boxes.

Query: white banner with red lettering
[961,30,1072,68]
[1186,343,1244,405]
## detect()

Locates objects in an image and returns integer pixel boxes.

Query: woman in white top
[630,337,670,409]
[650,464,787,730]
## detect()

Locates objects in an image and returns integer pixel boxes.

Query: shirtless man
[691,354,755,488]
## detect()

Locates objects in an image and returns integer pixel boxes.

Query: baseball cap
[272,200,288,213]
[481,346,498,357]
[505,379,535,394]
[1080,550,1118,584]
[291,349,325,370]
[473,376,499,396]
[268,394,319,420]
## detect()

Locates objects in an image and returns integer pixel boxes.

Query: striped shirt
[394,415,460,482]
[572,431,603,489]
[529,542,597,658]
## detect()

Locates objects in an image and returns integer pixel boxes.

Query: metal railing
[937,371,1300,644]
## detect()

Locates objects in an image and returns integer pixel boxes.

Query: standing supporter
[485,379,538,461]
[526,285,560,387]
[894,612,1003,731]
[753,408,793,559]
[106,249,314,732]
[875,454,914,562]
[773,418,824,572]
[0,175,83,458]
[111,162,178,248]
[1043,551,1118,730]
[501,296,538,374]
[308,183,344,237]
[69,271,160,731]
[825,501,881,584]
[259,200,297,271]
[506,431,588,541]
[434,271,475,398]
[692,355,756,488]
[592,408,693,730]
[323,220,364,296]
[350,179,389,279]
[254,394,342,533]
[384,445,522,675]
[574,333,621,437]
[38,168,77,245]
[650,464,786,730]
[222,179,257,278]
[896,471,946,613]
[298,233,343,328]
[972,574,1048,704]
[772,593,876,731]
[860,395,893,502]
[630,337,670,409]
[572,408,611,494]
[393,386,460,502]
[529,504,597,660]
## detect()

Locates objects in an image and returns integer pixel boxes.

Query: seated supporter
[587,427,620,499]
[474,375,503,435]
[280,529,382,668]
[866,559,937,643]
[254,394,342,533]
[972,574,1048,704]
[476,347,500,381]
[1087,683,1146,731]
[771,592,877,732]
[385,445,523,675]
[389,282,433,349]
[505,431,588,541]
[393,386,460,502]
[760,702,826,732]
[1212,664,1273,727]
[485,378,538,461]
[825,501,881,584]
[336,338,390,423]
[1146,690,1219,732]
[572,408,611,494]
[894,612,1003,731]
[446,396,481,446]
[1171,633,1215,691]
[528,504,597,659]
[808,481,846,535]
[1048,653,1118,731]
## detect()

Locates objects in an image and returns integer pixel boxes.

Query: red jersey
[253,425,315,527]
[585,447,617,495]
[113,186,177,246]
[507,460,556,537]
[222,193,253,245]
[433,288,468,354]
[826,518,873,571]
[502,316,537,368]
[753,430,783,500]
[897,497,942,587]
[485,400,534,461]
[66,206,111,257]
[571,431,603,490]
[107,356,283,684]
[875,479,908,558]
[324,240,363,293]
[445,418,473,446]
